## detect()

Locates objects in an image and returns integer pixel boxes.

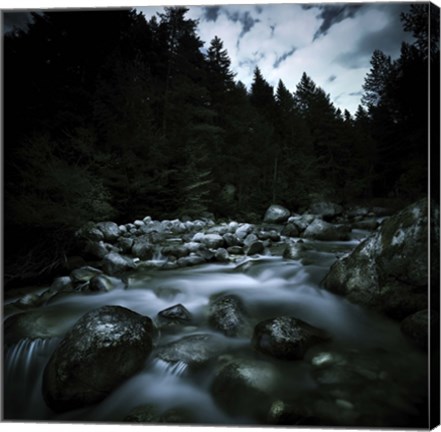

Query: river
[3,229,428,426]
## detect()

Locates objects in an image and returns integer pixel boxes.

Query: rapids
[3,232,428,426]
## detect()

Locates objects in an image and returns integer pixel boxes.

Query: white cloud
[138,3,410,114]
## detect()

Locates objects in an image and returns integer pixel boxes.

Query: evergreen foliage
[3,6,433,282]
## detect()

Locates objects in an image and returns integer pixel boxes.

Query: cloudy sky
[138,2,414,114]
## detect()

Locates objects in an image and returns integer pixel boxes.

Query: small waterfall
[152,359,189,377]
[4,337,59,420]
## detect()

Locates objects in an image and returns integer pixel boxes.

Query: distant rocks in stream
[42,305,155,412]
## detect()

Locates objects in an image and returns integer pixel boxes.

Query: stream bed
[3,232,428,427]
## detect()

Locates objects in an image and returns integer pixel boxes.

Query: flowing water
[3,232,428,426]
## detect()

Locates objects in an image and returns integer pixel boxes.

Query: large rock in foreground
[323,199,435,319]
[42,306,154,412]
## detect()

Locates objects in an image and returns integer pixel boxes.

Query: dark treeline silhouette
[3,5,438,285]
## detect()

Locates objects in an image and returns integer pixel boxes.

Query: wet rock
[84,240,110,259]
[288,214,315,232]
[211,356,280,422]
[89,274,121,292]
[309,201,343,221]
[281,223,300,237]
[243,233,258,247]
[102,252,136,275]
[162,244,189,258]
[266,400,319,426]
[303,219,351,241]
[155,333,227,369]
[323,199,435,319]
[235,223,254,240]
[124,404,196,423]
[252,316,330,360]
[223,232,242,247]
[4,310,69,345]
[177,255,206,267]
[96,221,120,242]
[227,246,244,255]
[42,305,155,412]
[258,230,281,242]
[157,304,192,326]
[117,237,134,254]
[208,294,251,337]
[246,240,265,255]
[51,276,73,292]
[400,309,438,350]
[131,236,154,260]
[215,248,229,262]
[264,204,290,224]
[200,234,225,249]
[70,266,103,283]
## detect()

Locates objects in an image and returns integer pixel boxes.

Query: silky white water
[3,235,428,425]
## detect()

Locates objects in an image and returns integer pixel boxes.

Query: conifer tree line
[3,5,438,275]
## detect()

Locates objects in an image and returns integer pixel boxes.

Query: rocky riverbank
[3,198,437,426]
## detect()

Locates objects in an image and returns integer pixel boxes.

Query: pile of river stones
[4,199,438,426]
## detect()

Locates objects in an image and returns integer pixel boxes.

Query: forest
[3,4,439,286]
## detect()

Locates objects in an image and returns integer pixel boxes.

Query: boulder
[252,316,330,360]
[131,236,154,260]
[157,304,192,326]
[246,240,265,255]
[70,266,102,284]
[208,294,251,337]
[155,333,227,369]
[264,205,290,224]
[223,232,242,247]
[84,240,110,259]
[400,309,438,350]
[117,237,134,254]
[89,274,120,292]
[124,404,196,423]
[177,255,206,267]
[235,223,254,240]
[200,234,225,249]
[96,221,120,242]
[288,214,315,232]
[281,223,300,237]
[323,199,435,319]
[4,310,69,345]
[102,252,136,275]
[211,356,280,421]
[303,219,351,241]
[309,201,343,221]
[42,305,154,412]
[215,248,229,262]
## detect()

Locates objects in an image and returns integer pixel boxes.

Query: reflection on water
[3,236,428,426]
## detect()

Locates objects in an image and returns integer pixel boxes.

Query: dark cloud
[314,4,363,40]
[356,4,414,56]
[226,10,260,38]
[273,47,297,68]
[3,12,33,33]
[334,4,413,69]
[327,74,337,83]
[202,6,221,22]
[349,91,363,96]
